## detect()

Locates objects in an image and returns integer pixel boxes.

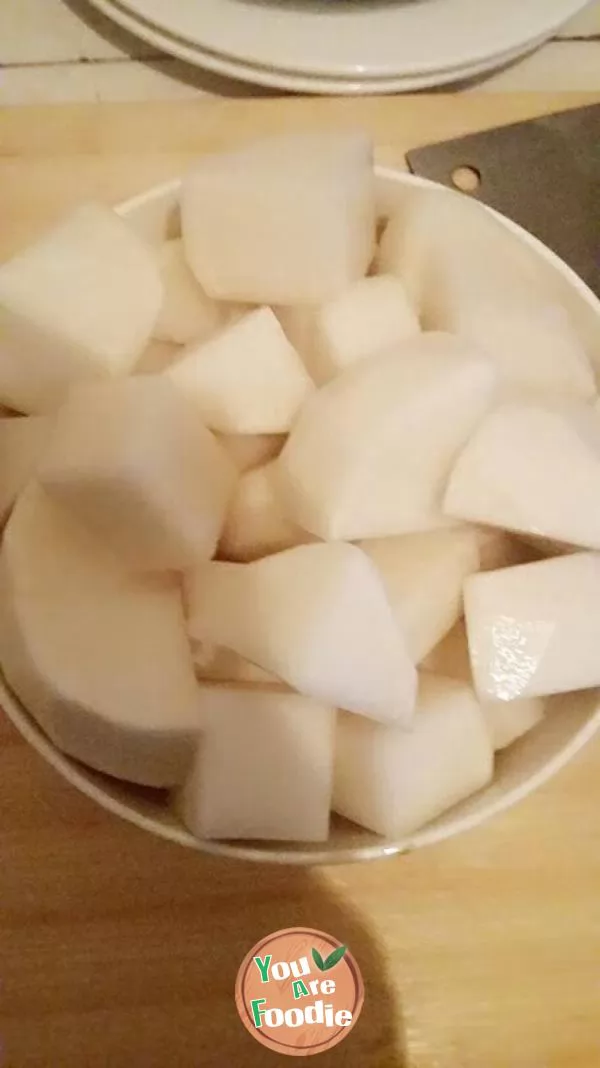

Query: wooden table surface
[1,94,600,1068]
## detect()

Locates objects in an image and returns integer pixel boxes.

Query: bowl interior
[3,168,600,865]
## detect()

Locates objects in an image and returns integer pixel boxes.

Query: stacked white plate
[88,0,592,94]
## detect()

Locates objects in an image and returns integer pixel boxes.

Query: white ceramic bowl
[2,167,600,865]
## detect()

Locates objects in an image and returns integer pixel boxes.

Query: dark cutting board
[407,103,600,296]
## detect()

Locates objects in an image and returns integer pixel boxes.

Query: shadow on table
[0,741,407,1067]
[64,0,277,97]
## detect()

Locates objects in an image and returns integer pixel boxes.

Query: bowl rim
[3,165,600,865]
[4,674,600,866]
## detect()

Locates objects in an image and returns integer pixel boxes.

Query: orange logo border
[235,927,364,1057]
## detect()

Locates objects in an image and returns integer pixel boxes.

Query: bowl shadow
[0,720,407,1066]
[63,0,277,97]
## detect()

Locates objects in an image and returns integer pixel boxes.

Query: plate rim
[91,0,593,80]
[87,0,552,94]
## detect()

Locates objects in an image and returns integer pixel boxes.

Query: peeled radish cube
[482,697,545,751]
[313,274,419,383]
[420,619,472,680]
[186,542,417,724]
[153,239,223,345]
[379,189,594,400]
[377,184,443,310]
[177,686,335,841]
[282,275,420,385]
[445,401,600,551]
[0,416,52,523]
[378,188,524,314]
[333,673,493,838]
[379,187,541,321]
[465,552,600,700]
[0,535,200,788]
[216,432,286,473]
[0,577,200,788]
[277,332,497,541]
[450,301,595,402]
[0,204,162,413]
[423,623,545,750]
[192,643,280,685]
[166,307,313,434]
[38,377,237,571]
[360,527,481,662]
[276,281,419,387]
[420,620,545,750]
[181,132,376,304]
[3,482,126,597]
[219,461,313,562]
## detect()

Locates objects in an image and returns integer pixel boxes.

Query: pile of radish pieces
[0,130,598,845]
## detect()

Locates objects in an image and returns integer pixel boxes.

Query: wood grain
[1,94,600,1068]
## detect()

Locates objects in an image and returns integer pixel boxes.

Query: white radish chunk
[3,482,126,597]
[379,190,594,400]
[39,377,237,571]
[166,307,313,434]
[276,332,497,541]
[420,620,545,751]
[420,619,472,680]
[0,416,52,523]
[464,552,600,701]
[185,542,417,724]
[482,698,545,752]
[0,574,200,788]
[153,239,224,345]
[216,432,287,473]
[0,204,162,413]
[445,401,600,551]
[219,461,313,562]
[277,275,419,385]
[333,674,493,838]
[378,188,526,314]
[191,643,280,686]
[360,528,481,662]
[177,686,336,841]
[0,489,200,787]
[309,274,420,384]
[181,132,376,305]
[451,301,595,402]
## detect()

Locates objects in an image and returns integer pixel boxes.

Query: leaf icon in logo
[323,945,348,971]
[311,948,326,972]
